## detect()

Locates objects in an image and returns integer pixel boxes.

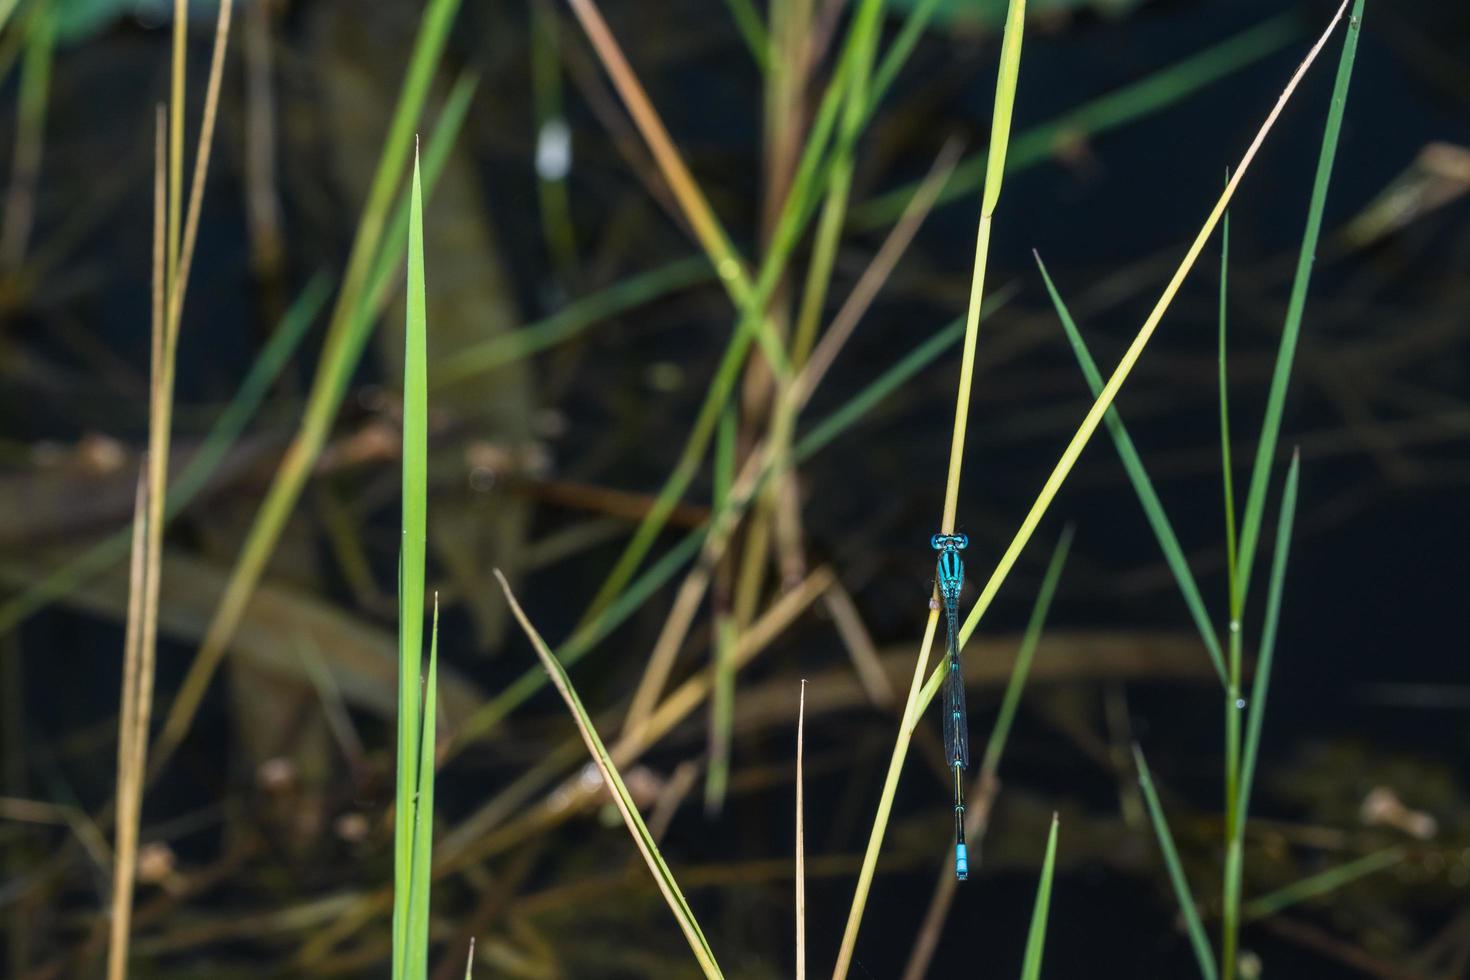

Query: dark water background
[5,0,1469,975]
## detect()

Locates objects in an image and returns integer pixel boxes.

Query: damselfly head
[931,532,969,552]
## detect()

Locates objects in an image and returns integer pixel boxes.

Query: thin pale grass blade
[1034,254,1225,683]
[166,0,184,290]
[394,148,431,980]
[494,571,724,979]
[463,937,475,979]
[0,273,329,634]
[153,12,467,772]
[981,525,1073,775]
[957,0,1351,648]
[105,474,149,980]
[107,101,175,980]
[1234,0,1364,608]
[852,13,1299,229]
[1019,815,1059,980]
[796,679,807,980]
[1243,847,1405,921]
[1235,452,1299,833]
[1133,746,1218,980]
[165,0,233,334]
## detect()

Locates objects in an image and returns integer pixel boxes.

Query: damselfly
[932,532,970,880]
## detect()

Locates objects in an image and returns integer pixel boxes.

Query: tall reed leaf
[1234,0,1364,607]
[393,150,438,980]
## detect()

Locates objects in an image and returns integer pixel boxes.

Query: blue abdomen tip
[955,843,969,880]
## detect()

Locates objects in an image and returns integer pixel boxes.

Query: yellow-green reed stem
[832,5,1025,977]
[939,0,1022,533]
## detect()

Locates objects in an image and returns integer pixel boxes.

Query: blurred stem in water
[150,0,468,773]
[0,0,54,272]
[531,0,579,284]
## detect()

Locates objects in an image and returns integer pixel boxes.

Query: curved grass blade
[495,570,724,979]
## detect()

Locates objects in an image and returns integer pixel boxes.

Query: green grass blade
[981,525,1072,775]
[1243,847,1405,921]
[1035,254,1225,684]
[356,70,478,388]
[1234,452,1299,832]
[869,0,944,110]
[722,0,767,69]
[432,256,713,389]
[394,149,430,980]
[1019,815,1060,980]
[852,14,1298,229]
[408,599,440,975]
[1234,0,1363,608]
[1218,203,1239,609]
[1133,746,1218,980]
[0,273,329,634]
[496,571,725,979]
